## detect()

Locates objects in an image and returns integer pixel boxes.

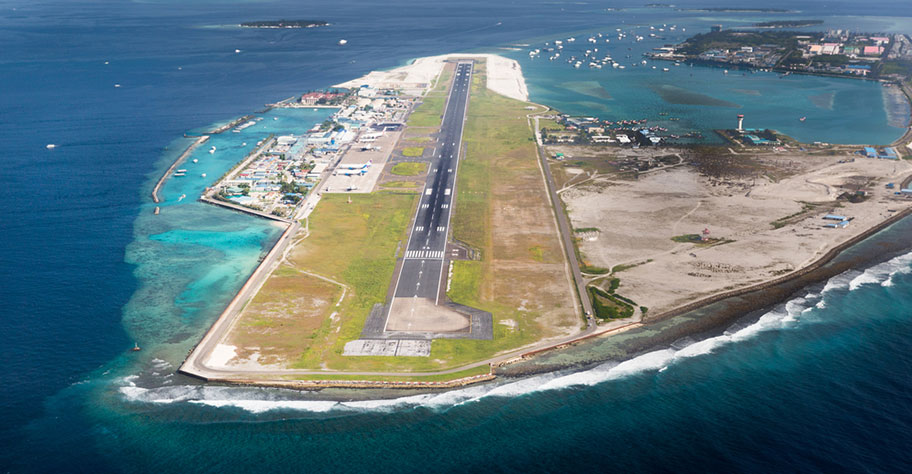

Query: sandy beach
[334,53,528,101]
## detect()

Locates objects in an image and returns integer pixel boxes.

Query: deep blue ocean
[2,1,912,472]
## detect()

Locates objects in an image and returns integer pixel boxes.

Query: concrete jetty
[152,135,209,204]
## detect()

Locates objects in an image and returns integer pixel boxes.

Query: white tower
[737,114,744,131]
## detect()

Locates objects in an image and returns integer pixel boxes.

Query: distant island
[753,20,824,28]
[240,20,329,29]
[649,29,912,81]
[680,8,795,13]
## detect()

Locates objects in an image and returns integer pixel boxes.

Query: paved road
[533,117,595,320]
[390,61,474,307]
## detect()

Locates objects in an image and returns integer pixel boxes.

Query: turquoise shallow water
[503,16,908,144]
[3,1,912,472]
[122,107,334,364]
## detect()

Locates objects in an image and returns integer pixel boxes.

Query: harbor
[511,20,910,146]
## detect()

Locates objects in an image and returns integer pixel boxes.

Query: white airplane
[336,168,367,176]
[337,160,372,170]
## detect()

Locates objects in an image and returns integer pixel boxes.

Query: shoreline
[496,207,912,378]
[177,206,912,400]
[174,53,912,393]
[177,183,912,392]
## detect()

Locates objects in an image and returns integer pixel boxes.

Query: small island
[680,8,795,13]
[650,29,912,82]
[240,20,329,29]
[753,20,824,29]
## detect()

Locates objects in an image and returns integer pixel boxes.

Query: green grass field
[284,193,418,371]
[406,66,452,128]
[223,59,577,380]
[380,180,419,188]
[391,161,427,176]
[401,147,425,157]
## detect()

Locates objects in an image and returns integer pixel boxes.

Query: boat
[663,68,669,72]
[201,173,207,177]
[132,343,141,352]
[235,49,241,53]
[209,146,216,154]
[46,144,56,149]
[799,117,807,122]
[192,159,198,163]
[338,39,347,46]
[176,169,187,173]
[173,173,186,177]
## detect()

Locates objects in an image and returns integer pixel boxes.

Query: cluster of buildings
[662,28,905,80]
[695,45,783,69]
[802,31,891,58]
[727,114,783,147]
[299,91,348,106]
[545,115,704,147]
[212,85,413,216]
[860,146,899,160]
[218,135,324,218]
[796,32,893,76]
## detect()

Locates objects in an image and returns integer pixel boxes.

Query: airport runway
[389,61,473,307]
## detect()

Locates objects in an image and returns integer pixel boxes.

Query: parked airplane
[335,168,368,176]
[337,160,372,170]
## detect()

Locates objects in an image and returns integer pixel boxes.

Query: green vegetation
[754,20,823,28]
[443,59,577,362]
[770,202,822,229]
[812,54,850,66]
[401,146,425,157]
[606,277,620,293]
[574,227,600,233]
[380,180,419,189]
[672,234,703,243]
[881,60,912,79]
[611,260,651,273]
[677,30,799,55]
[407,66,452,127]
[282,193,421,372]
[671,234,733,246]
[231,60,577,378]
[580,264,611,274]
[588,286,634,320]
[390,161,427,176]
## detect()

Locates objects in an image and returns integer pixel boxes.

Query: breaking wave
[118,251,912,414]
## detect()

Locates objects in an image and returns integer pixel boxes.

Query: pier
[152,135,209,204]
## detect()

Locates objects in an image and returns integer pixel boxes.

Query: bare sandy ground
[386,297,470,332]
[562,152,912,315]
[334,54,528,101]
